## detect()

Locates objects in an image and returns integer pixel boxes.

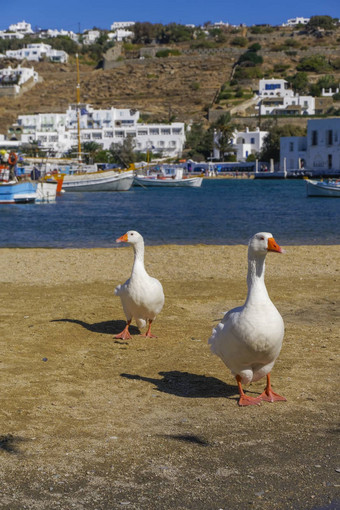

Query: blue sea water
[0,179,339,248]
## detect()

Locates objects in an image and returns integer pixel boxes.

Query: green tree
[288,72,309,94]
[297,55,330,73]
[212,112,235,161]
[184,123,213,160]
[259,124,306,163]
[110,136,136,167]
[307,15,338,31]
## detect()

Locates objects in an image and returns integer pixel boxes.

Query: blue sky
[1,0,339,32]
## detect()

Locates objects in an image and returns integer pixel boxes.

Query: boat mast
[76,53,82,163]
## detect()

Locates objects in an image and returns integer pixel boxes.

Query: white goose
[115,230,165,339]
[208,232,287,406]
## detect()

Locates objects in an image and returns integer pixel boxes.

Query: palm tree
[213,112,235,161]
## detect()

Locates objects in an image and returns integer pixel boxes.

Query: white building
[40,29,79,42]
[257,78,315,116]
[13,104,186,157]
[282,17,310,27]
[0,65,39,94]
[82,30,100,45]
[8,20,34,34]
[6,43,68,63]
[110,22,135,30]
[0,31,25,40]
[108,29,134,42]
[280,118,340,172]
[213,127,268,161]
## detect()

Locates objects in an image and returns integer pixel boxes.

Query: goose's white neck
[131,241,147,276]
[245,252,269,306]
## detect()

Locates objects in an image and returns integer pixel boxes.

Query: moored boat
[0,180,37,204]
[305,178,340,197]
[61,169,134,192]
[134,166,202,188]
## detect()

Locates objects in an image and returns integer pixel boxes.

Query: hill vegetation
[0,15,339,160]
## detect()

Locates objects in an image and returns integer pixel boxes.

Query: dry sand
[0,244,339,510]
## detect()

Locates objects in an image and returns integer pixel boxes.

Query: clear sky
[1,0,339,33]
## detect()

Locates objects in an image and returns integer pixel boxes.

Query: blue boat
[0,181,37,204]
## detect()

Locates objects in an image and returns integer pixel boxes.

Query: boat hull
[134,176,203,188]
[62,170,134,192]
[36,181,58,202]
[0,181,37,204]
[305,179,340,197]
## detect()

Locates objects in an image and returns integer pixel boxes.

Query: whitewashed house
[6,43,68,63]
[213,127,268,161]
[280,118,340,172]
[13,104,186,157]
[40,29,79,42]
[8,21,34,34]
[282,17,310,27]
[110,22,135,30]
[108,29,134,42]
[0,65,39,95]
[82,30,100,45]
[0,31,25,40]
[256,78,315,116]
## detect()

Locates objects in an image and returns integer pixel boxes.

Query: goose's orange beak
[116,233,128,243]
[267,237,283,253]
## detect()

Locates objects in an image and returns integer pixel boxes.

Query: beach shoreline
[1,245,339,509]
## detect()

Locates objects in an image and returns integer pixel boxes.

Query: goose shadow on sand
[0,434,27,455]
[51,319,140,336]
[120,370,246,400]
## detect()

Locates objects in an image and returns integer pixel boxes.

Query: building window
[92,132,102,139]
[289,142,294,152]
[161,129,171,135]
[327,130,333,145]
[311,130,318,146]
[137,130,147,136]
[149,128,159,135]
[104,131,113,138]
[172,128,182,135]
[250,137,255,144]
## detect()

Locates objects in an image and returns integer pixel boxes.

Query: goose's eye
[259,236,265,240]
[131,233,134,236]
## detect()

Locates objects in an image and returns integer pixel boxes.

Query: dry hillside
[0,25,340,135]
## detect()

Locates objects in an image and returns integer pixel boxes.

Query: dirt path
[1,245,339,509]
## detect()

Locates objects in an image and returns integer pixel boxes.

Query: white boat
[35,180,60,202]
[134,166,203,188]
[61,169,134,192]
[305,179,340,197]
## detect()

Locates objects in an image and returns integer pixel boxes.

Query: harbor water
[0,179,339,248]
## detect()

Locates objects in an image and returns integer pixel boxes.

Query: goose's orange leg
[259,373,287,403]
[115,320,132,340]
[140,320,157,338]
[236,375,261,406]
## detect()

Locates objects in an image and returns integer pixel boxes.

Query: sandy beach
[1,244,339,509]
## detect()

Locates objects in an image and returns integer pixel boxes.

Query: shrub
[231,36,248,47]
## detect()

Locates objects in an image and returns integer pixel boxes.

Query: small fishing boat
[61,169,134,192]
[134,166,203,188]
[305,178,340,197]
[0,180,37,204]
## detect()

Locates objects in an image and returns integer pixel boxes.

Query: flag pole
[76,53,82,163]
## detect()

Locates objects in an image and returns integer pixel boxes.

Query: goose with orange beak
[208,232,287,406]
[114,230,164,339]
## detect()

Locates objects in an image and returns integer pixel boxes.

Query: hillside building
[256,78,315,116]
[8,20,34,34]
[11,104,185,158]
[213,127,268,161]
[280,118,340,173]
[282,17,310,27]
[5,43,68,63]
[0,64,39,96]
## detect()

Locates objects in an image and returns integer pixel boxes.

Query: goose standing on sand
[208,232,287,406]
[115,231,165,339]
